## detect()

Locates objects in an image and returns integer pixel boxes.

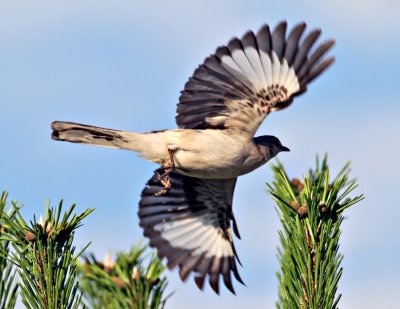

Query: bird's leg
[154,148,175,196]
[157,148,175,178]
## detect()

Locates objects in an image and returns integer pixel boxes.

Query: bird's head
[254,135,290,160]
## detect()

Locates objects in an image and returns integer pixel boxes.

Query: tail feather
[51,121,139,151]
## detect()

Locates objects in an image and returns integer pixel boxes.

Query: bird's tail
[51,121,141,151]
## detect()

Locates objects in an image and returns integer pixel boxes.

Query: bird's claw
[154,171,172,196]
[154,149,175,196]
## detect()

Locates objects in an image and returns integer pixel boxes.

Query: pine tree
[2,199,93,308]
[268,156,364,308]
[0,192,19,308]
[0,193,170,309]
[79,242,170,309]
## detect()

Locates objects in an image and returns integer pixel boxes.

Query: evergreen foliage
[268,156,364,309]
[0,192,19,309]
[80,242,169,309]
[0,192,171,309]
[2,199,93,309]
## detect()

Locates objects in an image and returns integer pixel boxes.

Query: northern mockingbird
[51,21,334,294]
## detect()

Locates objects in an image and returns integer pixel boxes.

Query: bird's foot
[154,170,172,196]
[154,149,175,196]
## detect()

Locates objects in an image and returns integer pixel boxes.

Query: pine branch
[268,155,364,309]
[0,192,19,309]
[2,198,94,309]
[79,242,170,309]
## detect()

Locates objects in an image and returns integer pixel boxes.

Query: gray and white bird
[51,21,334,294]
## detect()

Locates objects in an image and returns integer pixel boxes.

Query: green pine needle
[268,155,364,309]
[79,242,170,309]
[1,197,94,309]
[0,192,19,309]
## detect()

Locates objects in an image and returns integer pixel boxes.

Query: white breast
[169,130,265,179]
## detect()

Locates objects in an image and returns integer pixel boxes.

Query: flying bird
[51,21,335,294]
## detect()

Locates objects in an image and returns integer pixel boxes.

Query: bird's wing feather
[139,169,242,294]
[176,21,335,137]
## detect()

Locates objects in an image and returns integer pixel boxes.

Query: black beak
[280,145,290,152]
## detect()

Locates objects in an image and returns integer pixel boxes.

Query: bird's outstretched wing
[176,21,335,137]
[139,169,243,294]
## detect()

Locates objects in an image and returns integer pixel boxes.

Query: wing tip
[194,275,206,290]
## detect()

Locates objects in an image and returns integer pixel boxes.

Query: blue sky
[1,1,399,308]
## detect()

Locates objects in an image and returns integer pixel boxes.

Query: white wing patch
[231,49,260,92]
[271,52,280,85]
[221,48,300,101]
[154,215,234,259]
[244,46,266,86]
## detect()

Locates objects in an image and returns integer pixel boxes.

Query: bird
[51,21,335,294]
